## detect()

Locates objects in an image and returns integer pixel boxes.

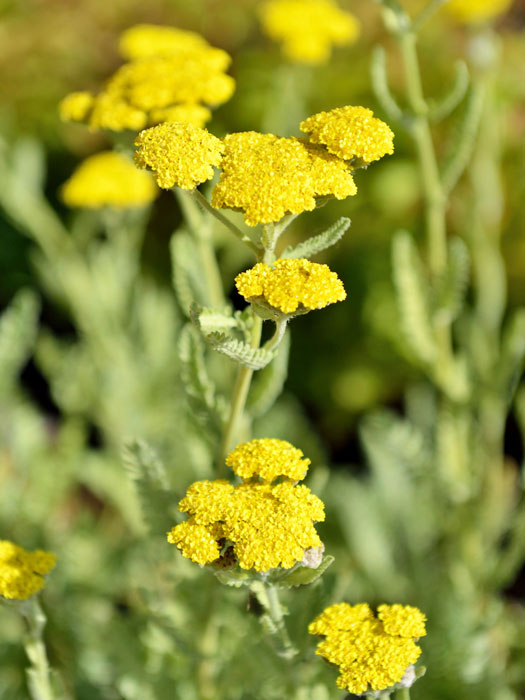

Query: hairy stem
[264,584,297,659]
[216,312,263,473]
[20,598,56,700]
[191,188,259,254]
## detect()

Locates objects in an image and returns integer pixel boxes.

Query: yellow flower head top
[211,132,356,226]
[0,540,56,600]
[309,602,427,695]
[134,122,224,190]
[260,0,360,65]
[60,26,234,131]
[226,438,311,482]
[61,151,158,209]
[119,24,209,59]
[168,441,325,572]
[445,0,512,23]
[301,106,394,164]
[235,258,346,315]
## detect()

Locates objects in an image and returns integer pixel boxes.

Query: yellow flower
[226,438,311,482]
[445,0,512,23]
[167,441,325,572]
[301,105,394,164]
[59,27,234,132]
[260,0,360,65]
[0,540,56,600]
[119,24,209,59]
[61,152,158,209]
[149,104,212,128]
[134,122,224,190]
[211,132,356,226]
[235,258,346,315]
[309,603,427,694]
[59,91,94,122]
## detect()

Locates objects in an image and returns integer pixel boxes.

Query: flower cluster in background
[0,541,56,600]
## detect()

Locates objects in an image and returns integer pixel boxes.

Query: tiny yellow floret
[309,602,427,694]
[260,0,360,65]
[61,151,158,209]
[211,132,356,226]
[59,91,94,122]
[0,540,56,600]
[119,24,209,59]
[167,441,325,572]
[226,438,311,482]
[445,0,512,23]
[301,106,394,164]
[235,258,346,314]
[134,122,224,190]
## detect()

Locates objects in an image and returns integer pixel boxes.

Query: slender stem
[190,189,259,254]
[395,688,411,700]
[264,320,288,353]
[216,313,264,473]
[264,584,297,658]
[399,30,447,278]
[413,0,451,32]
[20,597,56,700]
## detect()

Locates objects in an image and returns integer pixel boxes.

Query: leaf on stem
[371,46,404,123]
[392,231,436,365]
[433,236,470,325]
[122,440,176,536]
[429,61,470,123]
[271,555,335,588]
[0,289,40,393]
[281,217,351,259]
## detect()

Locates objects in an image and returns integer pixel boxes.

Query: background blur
[1,1,525,699]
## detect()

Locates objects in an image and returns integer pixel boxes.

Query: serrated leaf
[122,440,175,536]
[0,289,40,392]
[433,237,470,324]
[189,304,237,334]
[274,555,334,588]
[170,231,209,316]
[392,231,436,365]
[178,324,226,434]
[282,217,351,259]
[214,569,252,588]
[247,330,290,417]
[206,332,276,369]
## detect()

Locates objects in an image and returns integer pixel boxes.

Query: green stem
[216,312,264,473]
[263,583,297,659]
[20,597,56,700]
[191,189,259,254]
[397,28,454,386]
[413,0,451,32]
[395,688,411,700]
[176,189,225,308]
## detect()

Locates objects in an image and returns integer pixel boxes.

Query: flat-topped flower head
[134,122,224,190]
[211,132,356,226]
[445,0,512,23]
[168,478,325,572]
[301,106,394,164]
[309,602,427,695]
[0,540,56,600]
[61,151,158,209]
[119,24,209,59]
[235,258,346,316]
[59,28,234,132]
[226,438,311,482]
[260,0,359,65]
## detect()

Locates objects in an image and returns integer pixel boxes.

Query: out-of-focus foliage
[1,0,525,699]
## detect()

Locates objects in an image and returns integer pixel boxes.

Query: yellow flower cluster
[119,24,208,59]
[225,438,311,482]
[167,440,325,572]
[260,0,360,65]
[301,106,395,164]
[0,540,56,600]
[59,24,234,131]
[445,0,512,23]
[235,258,346,314]
[61,151,158,209]
[134,122,224,190]
[211,132,356,226]
[309,602,427,694]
